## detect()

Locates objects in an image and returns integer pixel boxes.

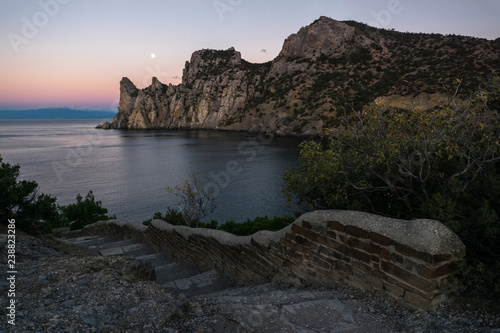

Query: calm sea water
[0,119,303,223]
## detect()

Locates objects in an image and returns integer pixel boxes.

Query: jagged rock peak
[120,77,138,95]
[117,77,139,116]
[150,77,165,92]
[278,16,358,59]
[183,47,242,84]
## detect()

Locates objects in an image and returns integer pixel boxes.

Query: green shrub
[61,191,114,230]
[143,208,184,226]
[0,155,112,233]
[218,216,294,236]
[167,171,217,227]
[283,83,500,298]
[1,155,62,234]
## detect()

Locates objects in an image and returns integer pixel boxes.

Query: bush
[143,208,184,226]
[61,191,114,230]
[0,155,112,233]
[218,216,294,236]
[1,155,60,234]
[283,83,500,298]
[143,212,294,236]
[167,171,217,227]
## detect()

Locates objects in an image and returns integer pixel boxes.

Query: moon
[150,53,156,59]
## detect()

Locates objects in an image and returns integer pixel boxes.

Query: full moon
[150,53,156,58]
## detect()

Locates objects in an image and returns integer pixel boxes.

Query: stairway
[55,234,406,332]
[58,235,234,297]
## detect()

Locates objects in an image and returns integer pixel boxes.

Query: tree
[283,82,500,296]
[0,155,60,233]
[1,155,112,233]
[22,193,62,233]
[285,86,500,216]
[60,191,112,230]
[0,155,38,221]
[167,171,217,227]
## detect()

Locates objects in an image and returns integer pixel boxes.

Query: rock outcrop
[110,48,266,131]
[101,16,500,135]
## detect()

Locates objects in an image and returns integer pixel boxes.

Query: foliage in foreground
[143,209,294,236]
[60,191,112,230]
[0,155,113,234]
[166,171,217,228]
[217,216,295,236]
[283,82,500,297]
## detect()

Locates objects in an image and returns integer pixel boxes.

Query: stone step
[89,239,140,251]
[135,252,173,267]
[57,235,234,297]
[97,242,157,257]
[164,269,234,297]
[60,235,110,247]
[121,243,157,258]
[155,261,202,285]
[99,247,126,256]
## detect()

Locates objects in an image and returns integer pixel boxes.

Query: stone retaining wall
[84,210,465,310]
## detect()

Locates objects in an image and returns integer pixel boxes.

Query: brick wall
[84,210,465,310]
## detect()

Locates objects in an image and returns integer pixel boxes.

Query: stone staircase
[53,233,441,332]
[57,235,234,297]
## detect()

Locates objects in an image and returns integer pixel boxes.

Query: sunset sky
[1,0,499,111]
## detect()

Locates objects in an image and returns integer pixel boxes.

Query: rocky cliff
[101,16,500,135]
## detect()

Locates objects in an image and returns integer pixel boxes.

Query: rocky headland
[99,16,500,136]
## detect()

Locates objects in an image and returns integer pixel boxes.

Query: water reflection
[0,120,304,223]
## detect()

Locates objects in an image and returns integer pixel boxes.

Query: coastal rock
[111,77,139,129]
[269,16,372,76]
[102,17,500,136]
[279,16,357,59]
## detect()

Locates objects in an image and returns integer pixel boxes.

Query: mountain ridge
[0,107,116,120]
[100,16,500,136]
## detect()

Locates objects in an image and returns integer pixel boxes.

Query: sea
[0,119,304,224]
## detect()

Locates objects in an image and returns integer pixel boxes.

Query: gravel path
[1,234,499,332]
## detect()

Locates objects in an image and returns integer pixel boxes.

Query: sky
[0,0,499,111]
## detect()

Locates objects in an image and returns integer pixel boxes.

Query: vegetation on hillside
[233,20,500,134]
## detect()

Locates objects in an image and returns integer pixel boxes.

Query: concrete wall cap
[112,219,147,232]
[299,210,465,256]
[150,219,251,245]
[84,219,147,232]
[252,224,293,246]
[90,211,465,258]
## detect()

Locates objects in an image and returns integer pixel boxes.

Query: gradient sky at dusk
[1,0,499,111]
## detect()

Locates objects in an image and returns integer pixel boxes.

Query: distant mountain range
[0,108,116,119]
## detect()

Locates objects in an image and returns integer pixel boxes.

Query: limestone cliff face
[104,16,500,135]
[269,16,372,76]
[110,48,265,131]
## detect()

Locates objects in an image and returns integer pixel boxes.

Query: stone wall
[84,210,465,310]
